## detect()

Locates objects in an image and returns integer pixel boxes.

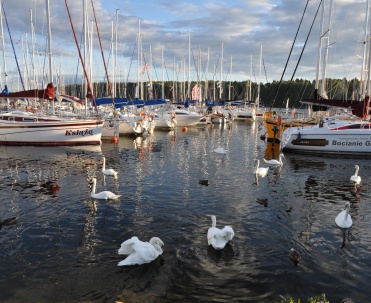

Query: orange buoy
[111,136,118,143]
[182,126,187,132]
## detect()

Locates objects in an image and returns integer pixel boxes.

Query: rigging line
[64,0,98,113]
[270,0,311,110]
[1,3,25,91]
[90,0,115,107]
[279,0,323,109]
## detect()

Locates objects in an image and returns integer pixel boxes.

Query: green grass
[280,293,329,303]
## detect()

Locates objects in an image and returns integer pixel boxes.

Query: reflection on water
[1,124,371,302]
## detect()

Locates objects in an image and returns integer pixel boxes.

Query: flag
[192,85,202,100]
[141,64,147,75]
[1,85,8,94]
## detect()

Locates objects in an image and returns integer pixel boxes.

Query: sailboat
[281,0,371,155]
[0,0,103,147]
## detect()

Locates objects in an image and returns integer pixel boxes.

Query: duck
[102,156,118,176]
[214,147,226,154]
[335,202,353,229]
[207,215,235,250]
[288,248,301,265]
[263,153,284,166]
[90,178,121,200]
[118,236,164,266]
[254,160,269,177]
[350,165,361,184]
[199,179,210,186]
[0,217,17,230]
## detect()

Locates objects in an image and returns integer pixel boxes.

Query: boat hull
[0,119,103,146]
[281,123,371,154]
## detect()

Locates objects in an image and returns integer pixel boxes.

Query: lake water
[0,121,370,303]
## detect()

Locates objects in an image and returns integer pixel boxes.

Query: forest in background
[64,77,362,109]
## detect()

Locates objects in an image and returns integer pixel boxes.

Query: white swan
[335,202,353,229]
[350,165,361,184]
[90,178,121,200]
[214,147,226,154]
[255,160,269,177]
[102,156,118,176]
[118,236,164,266]
[263,153,284,166]
[207,215,235,250]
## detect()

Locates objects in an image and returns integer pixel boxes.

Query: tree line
[64,77,362,109]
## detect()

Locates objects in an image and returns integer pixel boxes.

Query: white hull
[0,118,103,146]
[232,108,256,122]
[162,109,204,127]
[281,120,371,154]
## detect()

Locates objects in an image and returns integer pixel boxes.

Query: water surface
[1,122,370,302]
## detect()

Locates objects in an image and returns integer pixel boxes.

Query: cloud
[0,0,368,94]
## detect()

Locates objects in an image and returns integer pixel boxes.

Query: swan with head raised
[207,215,234,250]
[102,156,118,176]
[350,165,361,184]
[335,202,352,229]
[90,178,121,200]
[255,160,269,177]
[118,236,164,266]
[263,153,284,166]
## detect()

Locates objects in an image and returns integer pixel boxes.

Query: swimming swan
[214,147,226,154]
[90,178,121,200]
[102,156,118,176]
[118,236,164,266]
[255,160,269,177]
[335,202,353,229]
[207,215,235,250]
[350,165,361,184]
[263,153,284,166]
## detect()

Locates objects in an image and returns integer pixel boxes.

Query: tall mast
[361,0,370,98]
[46,0,54,114]
[188,31,191,99]
[0,0,7,89]
[219,42,223,100]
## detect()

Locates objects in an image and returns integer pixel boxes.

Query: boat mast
[219,42,223,100]
[46,0,55,115]
[0,0,8,103]
[257,44,262,109]
[361,0,370,99]
[315,0,325,99]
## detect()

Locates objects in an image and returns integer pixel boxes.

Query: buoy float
[111,136,118,143]
[182,126,187,132]
[277,115,282,126]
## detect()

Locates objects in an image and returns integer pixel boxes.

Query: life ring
[148,113,155,122]
[277,115,282,126]
[139,111,146,120]
[171,111,177,118]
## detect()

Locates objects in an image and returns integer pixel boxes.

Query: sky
[0,0,369,93]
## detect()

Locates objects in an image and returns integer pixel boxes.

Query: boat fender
[171,111,177,118]
[148,113,155,122]
[319,119,324,128]
[277,115,282,126]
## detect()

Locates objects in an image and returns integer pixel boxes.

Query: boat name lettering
[332,140,371,146]
[65,129,93,137]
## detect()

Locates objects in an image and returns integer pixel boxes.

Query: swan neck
[355,166,359,176]
[92,180,96,194]
[211,215,216,228]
